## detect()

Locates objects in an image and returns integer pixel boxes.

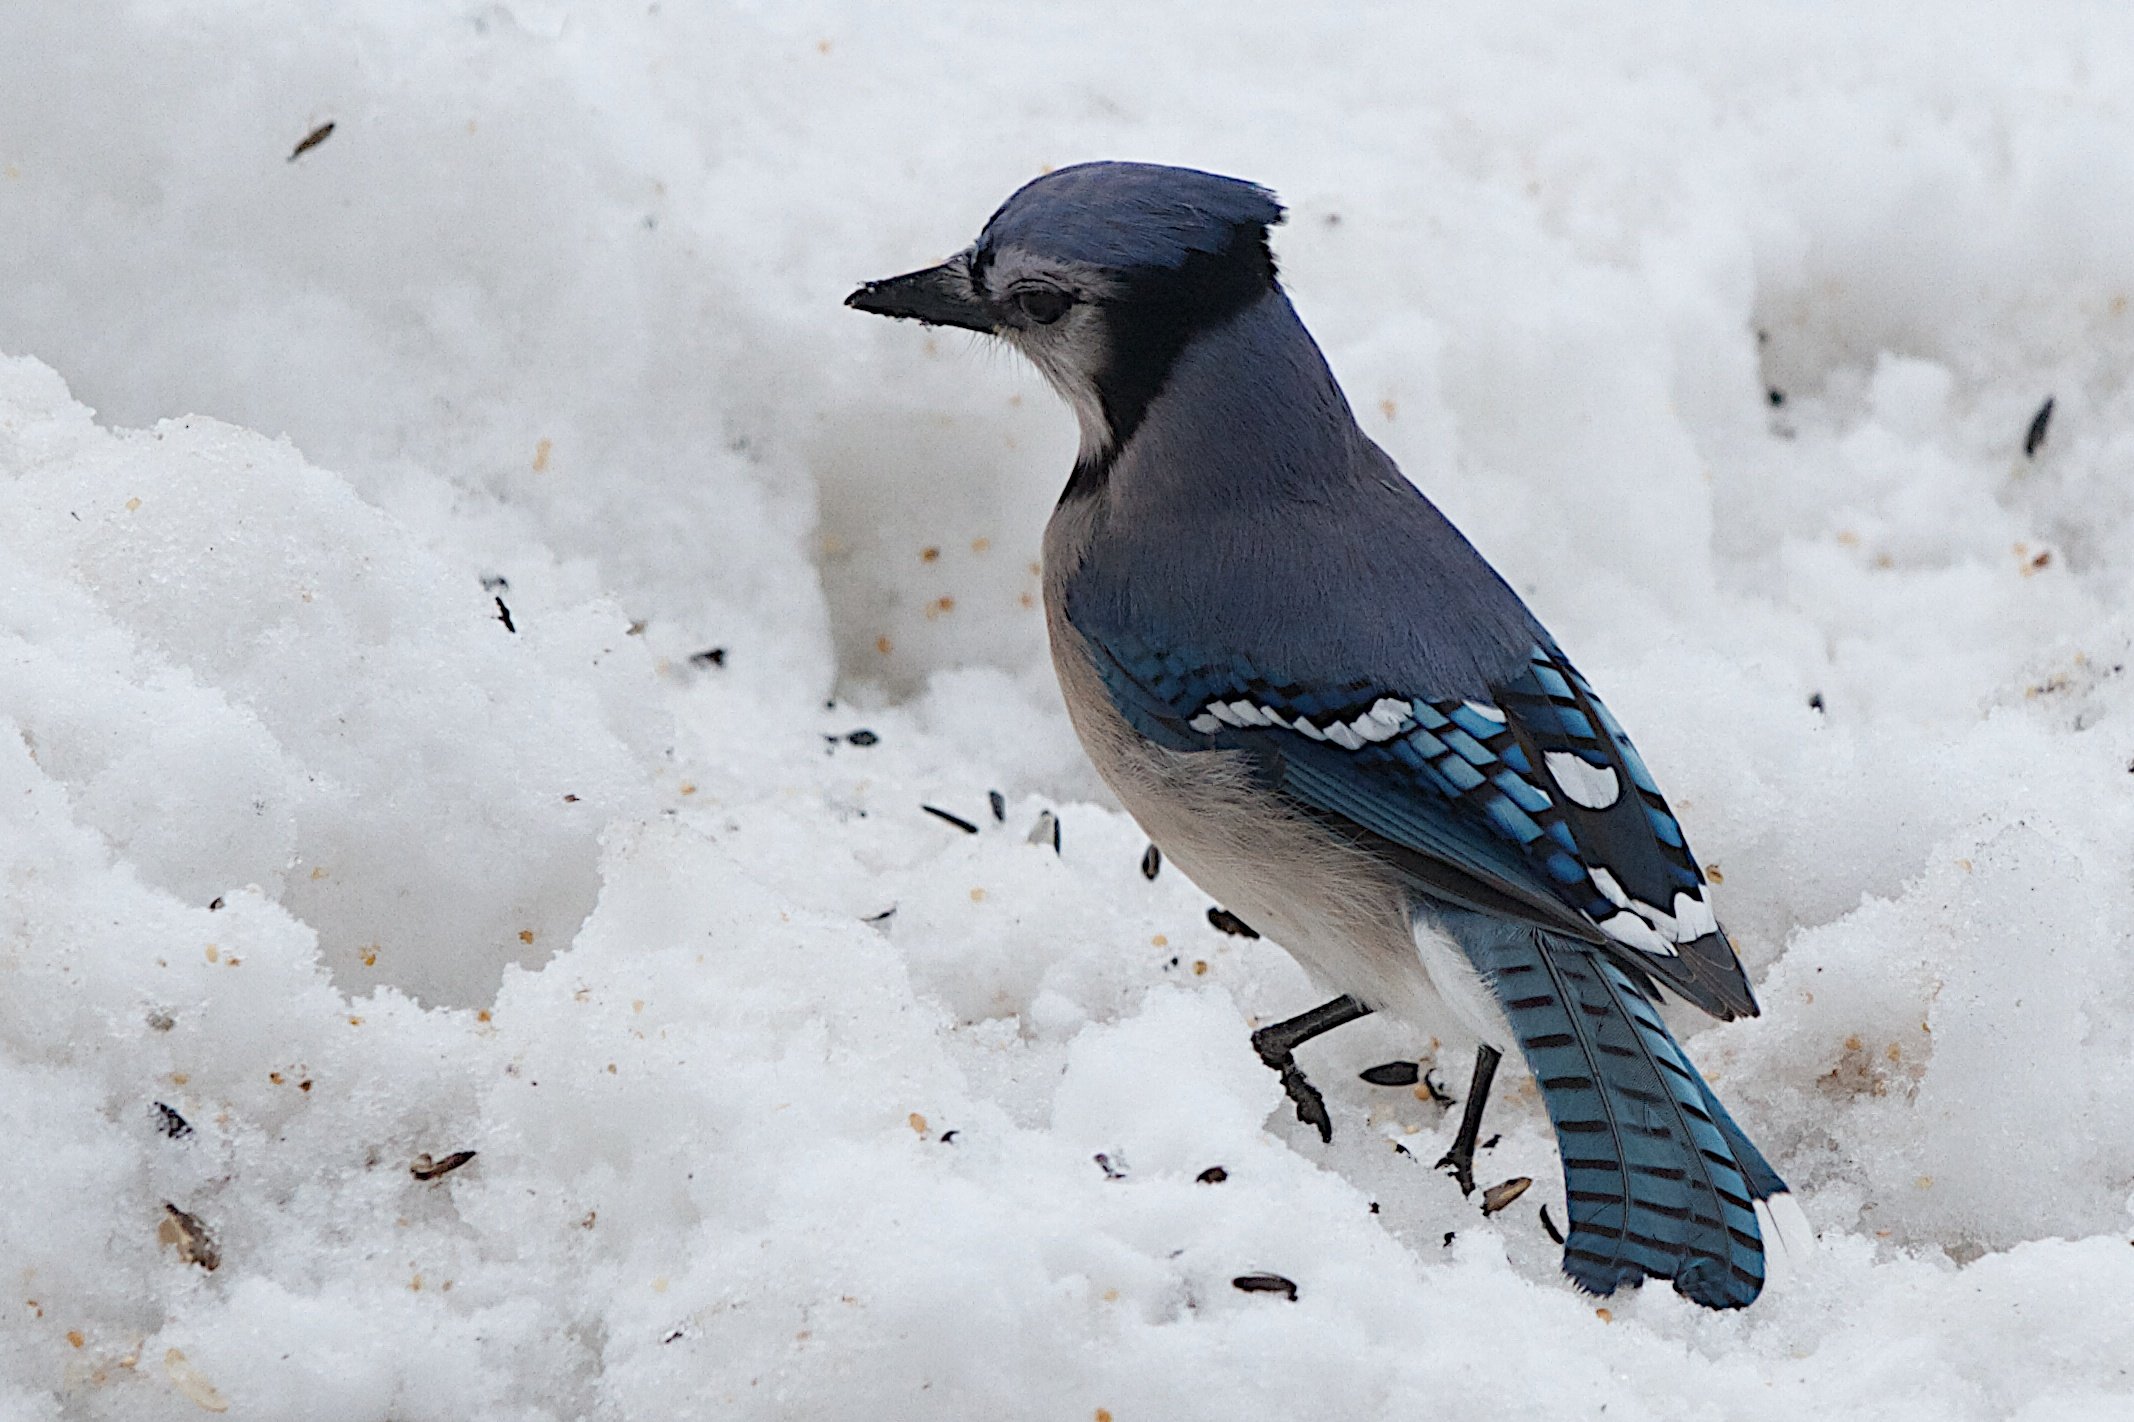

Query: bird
[847,161,1802,1309]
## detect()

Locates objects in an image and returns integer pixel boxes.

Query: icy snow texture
[4,0,2134,1418]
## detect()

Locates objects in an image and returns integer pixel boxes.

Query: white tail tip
[1755,1192,1816,1290]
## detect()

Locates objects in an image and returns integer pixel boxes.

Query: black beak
[845,258,994,333]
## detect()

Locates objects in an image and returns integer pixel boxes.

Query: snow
[5,0,2134,1416]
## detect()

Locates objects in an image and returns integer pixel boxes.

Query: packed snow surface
[7,1,2134,1417]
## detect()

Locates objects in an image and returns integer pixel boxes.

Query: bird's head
[847,161,1286,460]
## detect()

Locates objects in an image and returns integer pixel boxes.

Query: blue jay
[849,162,1799,1309]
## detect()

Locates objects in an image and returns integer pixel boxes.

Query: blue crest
[978,161,1285,273]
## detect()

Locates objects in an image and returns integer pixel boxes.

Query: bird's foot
[1252,1035,1334,1143]
[1248,995,1372,1145]
[1434,1045,1501,1197]
[1435,1143,1478,1197]
[1277,1059,1334,1143]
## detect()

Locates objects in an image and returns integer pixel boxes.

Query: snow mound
[0,355,658,1005]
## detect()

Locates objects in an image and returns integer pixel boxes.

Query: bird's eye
[1013,287,1072,325]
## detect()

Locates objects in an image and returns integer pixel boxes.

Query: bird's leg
[1250,994,1373,1143]
[1434,1044,1502,1196]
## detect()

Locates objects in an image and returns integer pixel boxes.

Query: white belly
[1044,609,1508,1048]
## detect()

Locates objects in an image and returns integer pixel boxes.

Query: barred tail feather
[1450,913,1784,1309]
[1693,1074,1788,1201]
[1691,1075,1815,1278]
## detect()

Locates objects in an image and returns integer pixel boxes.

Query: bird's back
[1049,287,1544,706]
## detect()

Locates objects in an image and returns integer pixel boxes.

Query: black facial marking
[1062,225,1278,500]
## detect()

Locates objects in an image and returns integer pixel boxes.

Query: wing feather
[1078,628,1757,1020]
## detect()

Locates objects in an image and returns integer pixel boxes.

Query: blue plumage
[977,162,1284,276]
[1448,911,1783,1308]
[1081,629,1754,1019]
[851,161,1796,1309]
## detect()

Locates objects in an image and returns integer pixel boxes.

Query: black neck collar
[1061,227,1278,502]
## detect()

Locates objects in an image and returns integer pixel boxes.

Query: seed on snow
[1480,1177,1532,1215]
[411,1150,477,1181]
[158,1203,219,1271]
[1231,1273,1298,1301]
[2024,395,2055,458]
[286,120,336,162]
[163,1348,229,1412]
[922,804,978,834]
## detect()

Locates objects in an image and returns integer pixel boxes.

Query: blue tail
[1446,912,1786,1309]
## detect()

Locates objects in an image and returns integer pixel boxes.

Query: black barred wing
[1083,633,1757,1021]
[1489,647,1755,1018]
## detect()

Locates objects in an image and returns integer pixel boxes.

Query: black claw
[1435,1146,1478,1197]
[1254,1035,1334,1142]
[1279,1061,1334,1143]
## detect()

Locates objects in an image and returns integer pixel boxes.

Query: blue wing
[1080,628,1758,1021]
